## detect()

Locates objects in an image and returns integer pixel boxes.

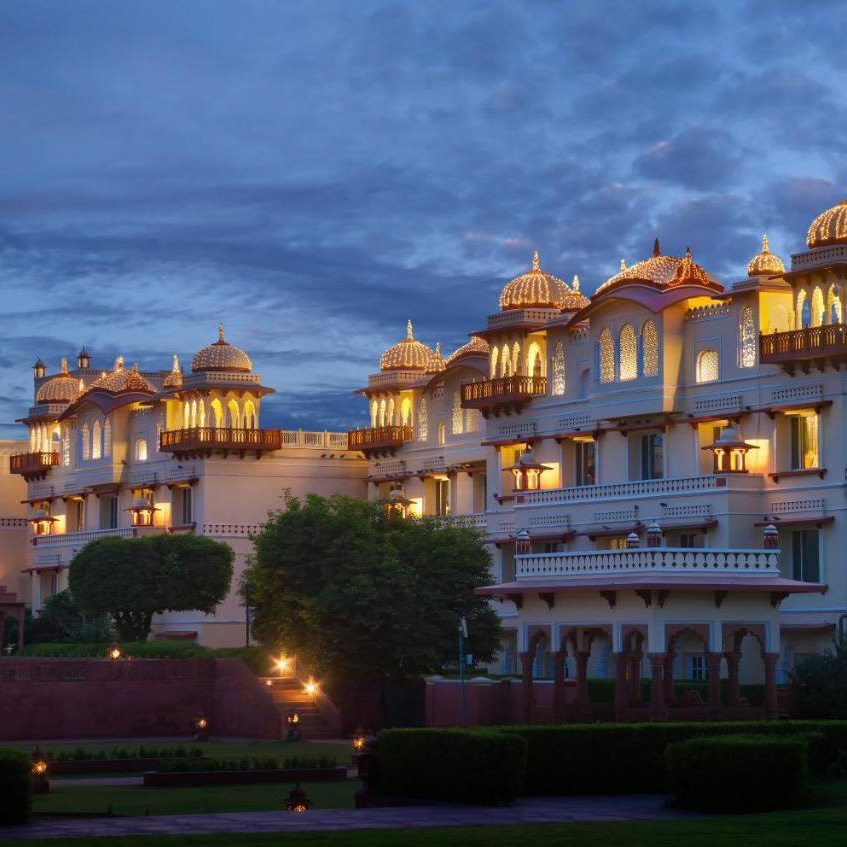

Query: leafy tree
[790,636,847,718]
[69,534,233,640]
[244,494,502,679]
[24,590,110,644]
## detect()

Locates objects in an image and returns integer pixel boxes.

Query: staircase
[260,677,337,739]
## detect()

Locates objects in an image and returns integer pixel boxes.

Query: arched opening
[418,398,428,441]
[619,324,637,381]
[599,329,614,383]
[811,286,824,327]
[797,290,810,329]
[81,423,90,461]
[190,399,197,428]
[183,402,190,429]
[532,632,551,679]
[243,399,257,429]
[378,398,386,427]
[211,398,223,429]
[526,341,543,378]
[135,438,148,462]
[370,399,378,427]
[227,399,240,428]
[437,421,446,446]
[696,349,719,383]
[91,420,102,460]
[198,399,206,429]
[551,341,565,395]
[451,391,463,435]
[641,320,658,376]
[387,397,395,426]
[739,306,756,368]
[103,419,111,457]
[500,343,510,377]
[490,347,499,379]
[400,397,412,427]
[828,284,842,324]
[511,341,521,375]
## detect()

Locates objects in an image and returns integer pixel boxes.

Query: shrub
[375,728,526,805]
[44,746,203,762]
[210,646,272,676]
[666,735,809,811]
[157,755,337,773]
[791,639,847,719]
[22,641,212,659]
[0,750,31,825]
[489,721,847,794]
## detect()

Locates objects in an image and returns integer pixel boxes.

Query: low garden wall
[0,657,280,741]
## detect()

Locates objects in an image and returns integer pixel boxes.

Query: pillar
[648,653,667,720]
[763,652,779,720]
[725,651,741,708]
[552,650,567,723]
[628,652,643,705]
[575,650,591,712]
[663,652,675,707]
[519,651,533,724]
[613,652,628,722]
[706,652,722,718]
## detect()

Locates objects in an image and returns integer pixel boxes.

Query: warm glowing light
[807,198,847,248]
[304,680,317,696]
[32,760,47,775]
[265,679,272,686]
[379,320,439,372]
[108,645,122,660]
[197,717,208,730]
[276,656,290,673]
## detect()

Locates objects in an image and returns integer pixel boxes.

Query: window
[695,349,719,383]
[688,655,707,681]
[798,290,810,328]
[211,398,223,429]
[640,433,664,480]
[387,398,394,427]
[418,398,428,441]
[641,320,658,376]
[378,398,386,427]
[438,421,446,446]
[101,495,118,530]
[598,536,629,550]
[190,399,197,428]
[91,420,102,459]
[370,400,378,427]
[180,487,193,525]
[811,287,824,327]
[199,399,207,428]
[575,440,596,486]
[739,306,756,368]
[828,284,842,323]
[81,424,90,461]
[228,399,240,428]
[791,529,820,582]
[451,391,463,435]
[103,419,112,457]
[790,413,819,469]
[678,533,701,549]
[490,347,499,379]
[599,329,614,383]
[526,341,542,377]
[61,428,70,466]
[434,479,450,516]
[67,499,84,532]
[619,324,636,381]
[552,341,565,395]
[500,343,510,377]
[135,438,148,462]
[401,397,412,427]
[511,342,520,375]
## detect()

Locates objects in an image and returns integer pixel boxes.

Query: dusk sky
[1,1,846,438]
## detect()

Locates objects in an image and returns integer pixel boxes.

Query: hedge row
[585,678,765,706]
[489,721,847,794]
[666,735,810,812]
[376,729,527,805]
[0,750,31,826]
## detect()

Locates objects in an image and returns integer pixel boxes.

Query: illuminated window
[512,342,520,375]
[811,287,824,327]
[552,341,565,395]
[401,397,412,427]
[370,400,378,427]
[243,399,256,429]
[797,290,810,329]
[490,348,499,379]
[451,391,463,435]
[227,399,240,428]
[198,400,206,428]
[190,399,197,428]
[418,398,428,441]
[526,342,542,378]
[61,428,70,466]
[739,306,756,368]
[91,420,102,460]
[30,427,36,451]
[378,398,386,427]
[696,349,719,383]
[599,329,614,384]
[81,423,90,461]
[790,413,819,469]
[438,421,446,446]
[211,398,223,429]
[387,397,394,426]
[641,320,658,376]
[183,402,190,428]
[135,438,148,462]
[619,324,636,381]
[828,284,842,323]
[103,418,112,457]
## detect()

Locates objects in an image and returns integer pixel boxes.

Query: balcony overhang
[159,427,281,458]
[461,375,546,418]
[10,452,59,481]
[347,425,413,458]
[760,325,847,374]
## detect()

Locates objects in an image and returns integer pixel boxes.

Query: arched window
[811,287,824,327]
[451,391,463,435]
[641,320,658,376]
[370,399,378,427]
[400,397,412,427]
[378,398,386,427]
[511,341,521,375]
[135,438,148,462]
[490,347,499,379]
[526,342,542,378]
[828,284,842,324]
[739,306,756,368]
[211,398,223,429]
[183,402,190,429]
[243,399,256,429]
[91,420,102,460]
[418,398,428,441]
[500,343,510,377]
[551,341,565,395]
[387,397,395,426]
[61,427,70,466]
[438,421,446,446]
[796,290,809,329]
[619,324,637,381]
[198,400,206,429]
[227,399,240,428]
[599,329,614,384]
[81,423,90,460]
[103,418,112,457]
[696,349,719,383]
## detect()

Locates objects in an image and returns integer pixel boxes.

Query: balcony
[159,427,281,458]
[33,525,167,548]
[347,425,413,458]
[461,375,546,418]
[10,451,59,481]
[760,324,847,374]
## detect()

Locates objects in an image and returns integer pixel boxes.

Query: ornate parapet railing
[516,548,780,579]
[10,451,59,481]
[347,425,413,457]
[442,513,487,529]
[33,526,166,548]
[461,375,546,417]
[519,474,724,506]
[159,427,281,457]
[760,324,847,373]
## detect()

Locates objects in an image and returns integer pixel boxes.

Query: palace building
[349,195,847,721]
[8,325,366,646]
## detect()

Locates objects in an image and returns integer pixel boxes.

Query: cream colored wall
[0,440,30,602]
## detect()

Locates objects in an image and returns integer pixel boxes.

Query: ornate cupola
[807,193,847,248]
[746,234,785,277]
[702,426,758,473]
[378,321,436,371]
[77,347,91,369]
[499,251,568,310]
[32,359,45,381]
[35,357,79,404]
[191,324,252,373]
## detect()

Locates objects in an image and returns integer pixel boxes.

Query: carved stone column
[648,653,667,721]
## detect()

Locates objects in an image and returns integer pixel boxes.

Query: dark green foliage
[209,646,272,676]
[375,728,526,805]
[69,534,233,640]
[0,749,31,825]
[666,735,809,811]
[157,756,337,772]
[244,494,501,679]
[22,590,110,645]
[791,638,847,718]
[23,640,212,658]
[489,721,847,794]
[42,746,203,762]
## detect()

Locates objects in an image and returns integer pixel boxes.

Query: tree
[69,534,233,640]
[24,590,110,644]
[244,494,502,679]
[790,636,847,719]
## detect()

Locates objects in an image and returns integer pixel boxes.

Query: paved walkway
[0,795,692,841]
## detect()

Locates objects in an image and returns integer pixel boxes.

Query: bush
[44,746,203,762]
[210,646,272,676]
[157,755,337,773]
[0,750,31,825]
[791,639,847,718]
[489,721,847,794]
[666,735,809,811]
[22,641,212,659]
[375,728,526,805]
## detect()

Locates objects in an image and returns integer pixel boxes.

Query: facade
[350,200,847,720]
[11,326,367,646]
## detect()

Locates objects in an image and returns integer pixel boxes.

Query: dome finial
[620,258,626,272]
[172,354,180,372]
[762,233,770,252]
[218,322,225,343]
[531,250,540,271]
[572,274,580,292]
[685,246,692,259]
[60,357,68,375]
[434,342,440,356]
[406,319,413,341]
[115,355,124,371]
[653,238,661,257]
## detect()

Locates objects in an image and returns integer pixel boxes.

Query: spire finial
[685,246,692,260]
[762,233,770,253]
[172,354,180,372]
[620,258,626,272]
[406,319,413,340]
[435,342,441,356]
[60,357,68,375]
[531,250,539,271]
[653,238,661,257]
[218,322,225,342]
[115,355,124,371]
[572,274,580,292]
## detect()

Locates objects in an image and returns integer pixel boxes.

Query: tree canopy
[790,637,847,719]
[243,494,502,679]
[69,533,234,641]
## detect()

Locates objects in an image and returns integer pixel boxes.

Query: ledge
[769,468,827,482]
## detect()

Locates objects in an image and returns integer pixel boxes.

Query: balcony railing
[461,375,546,415]
[519,474,725,506]
[159,427,281,455]
[10,451,59,479]
[760,324,847,371]
[347,425,413,455]
[516,548,780,579]
[33,525,167,547]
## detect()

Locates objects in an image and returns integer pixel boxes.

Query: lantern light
[286,710,301,742]
[107,644,122,660]
[701,426,758,474]
[125,496,158,527]
[29,509,57,536]
[31,747,49,794]
[276,656,290,674]
[502,449,552,492]
[194,715,209,741]
[304,680,317,697]
[284,783,310,812]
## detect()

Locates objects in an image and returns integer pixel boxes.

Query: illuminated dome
[500,251,571,310]
[425,343,446,374]
[36,358,78,404]
[446,335,490,366]
[807,197,847,248]
[562,275,590,311]
[191,324,252,373]
[163,354,183,388]
[379,321,436,371]
[746,234,785,277]
[89,359,155,394]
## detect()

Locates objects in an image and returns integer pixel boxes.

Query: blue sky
[1,0,846,437]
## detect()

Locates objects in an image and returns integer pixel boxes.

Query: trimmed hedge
[0,750,31,825]
[22,641,211,659]
[666,735,809,811]
[376,728,527,805]
[209,646,271,676]
[489,721,847,794]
